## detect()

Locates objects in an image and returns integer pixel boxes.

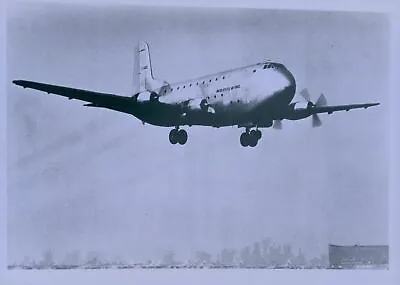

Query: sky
[6,2,390,264]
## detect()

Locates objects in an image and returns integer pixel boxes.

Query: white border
[2,0,398,284]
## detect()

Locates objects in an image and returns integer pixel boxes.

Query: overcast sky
[7,2,390,264]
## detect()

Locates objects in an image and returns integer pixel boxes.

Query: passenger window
[203,81,205,84]
[215,78,218,81]
[222,76,225,79]
[209,79,212,83]
[253,69,256,72]
[189,83,192,87]
[183,85,185,88]
[177,87,180,90]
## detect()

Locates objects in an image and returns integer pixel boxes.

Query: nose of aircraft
[280,65,296,87]
[279,65,296,101]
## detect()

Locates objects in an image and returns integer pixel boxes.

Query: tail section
[133,41,166,94]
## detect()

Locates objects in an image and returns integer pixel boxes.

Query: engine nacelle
[285,102,312,120]
[187,98,207,110]
[292,102,310,111]
[187,98,215,113]
[135,91,159,103]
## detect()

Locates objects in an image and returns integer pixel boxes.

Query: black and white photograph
[5,0,395,279]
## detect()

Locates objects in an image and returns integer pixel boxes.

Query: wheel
[240,133,249,147]
[169,129,179,144]
[248,135,258,147]
[178,129,188,145]
[250,129,262,140]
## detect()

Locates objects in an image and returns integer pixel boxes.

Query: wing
[311,102,380,115]
[12,80,134,114]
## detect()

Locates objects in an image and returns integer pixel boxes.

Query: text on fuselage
[216,85,240,93]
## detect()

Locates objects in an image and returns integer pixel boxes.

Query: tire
[240,133,249,147]
[248,136,258,147]
[178,130,188,145]
[250,129,262,140]
[169,129,178,144]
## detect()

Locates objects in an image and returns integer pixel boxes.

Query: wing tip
[13,80,29,87]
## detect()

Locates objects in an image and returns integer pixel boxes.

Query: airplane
[13,41,380,147]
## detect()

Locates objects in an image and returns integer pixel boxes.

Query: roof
[171,61,280,86]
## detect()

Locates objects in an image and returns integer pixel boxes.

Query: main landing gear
[169,128,188,145]
[240,129,262,147]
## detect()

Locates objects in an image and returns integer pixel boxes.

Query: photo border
[1,0,398,284]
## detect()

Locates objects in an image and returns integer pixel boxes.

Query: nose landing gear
[169,128,188,145]
[240,129,262,147]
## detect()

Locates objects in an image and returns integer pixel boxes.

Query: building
[328,244,389,268]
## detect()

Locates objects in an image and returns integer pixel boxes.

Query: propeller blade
[273,120,282,130]
[315,93,327,107]
[312,114,322,127]
[300,88,311,102]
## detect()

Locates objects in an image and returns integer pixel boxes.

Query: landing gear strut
[240,129,262,147]
[169,128,188,145]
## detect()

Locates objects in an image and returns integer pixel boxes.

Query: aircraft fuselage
[130,61,296,128]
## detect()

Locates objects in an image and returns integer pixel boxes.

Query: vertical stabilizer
[133,41,166,94]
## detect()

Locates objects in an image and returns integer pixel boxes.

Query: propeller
[312,114,322,127]
[299,88,327,128]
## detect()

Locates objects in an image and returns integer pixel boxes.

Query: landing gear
[251,129,262,140]
[169,128,188,145]
[240,129,262,147]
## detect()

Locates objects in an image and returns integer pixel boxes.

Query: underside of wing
[12,80,134,114]
[311,103,380,115]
